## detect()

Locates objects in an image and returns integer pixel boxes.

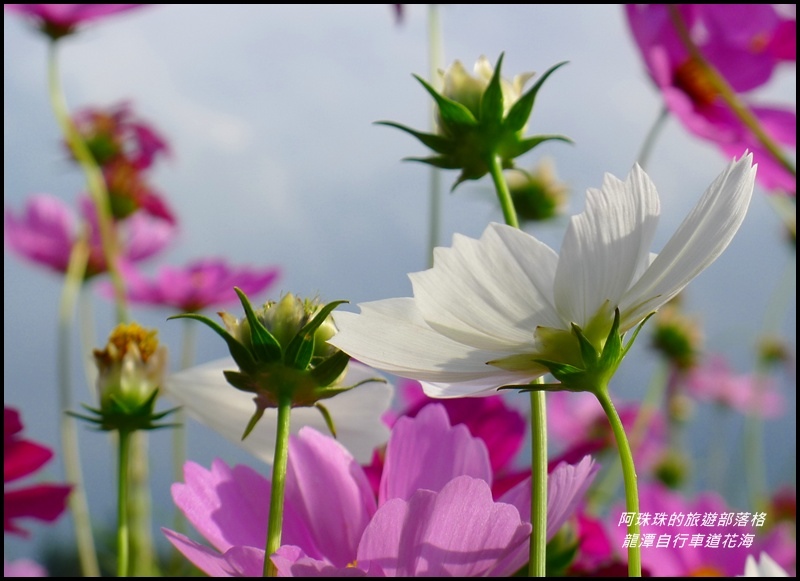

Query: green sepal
[285,299,348,370]
[314,402,337,439]
[241,407,265,441]
[309,349,351,387]
[598,308,623,373]
[169,312,257,374]
[572,322,600,368]
[234,287,282,363]
[480,53,506,129]
[68,390,179,432]
[497,382,585,394]
[403,155,463,170]
[412,74,478,128]
[504,61,568,133]
[502,134,573,160]
[375,121,454,154]
[223,369,259,394]
[622,311,656,359]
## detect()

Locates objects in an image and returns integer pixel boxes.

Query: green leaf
[285,300,348,370]
[169,312,257,374]
[505,61,568,133]
[413,74,478,128]
[403,155,462,170]
[223,369,259,394]
[241,407,265,441]
[234,287,282,363]
[375,121,453,154]
[309,349,351,387]
[503,134,573,160]
[480,53,506,128]
[598,308,623,372]
[571,322,599,368]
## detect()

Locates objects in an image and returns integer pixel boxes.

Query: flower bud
[650,297,703,371]
[507,158,569,223]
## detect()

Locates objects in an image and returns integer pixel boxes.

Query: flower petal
[161,358,393,464]
[162,529,263,577]
[358,476,531,577]
[554,165,660,327]
[380,404,492,505]
[621,154,755,327]
[410,224,560,350]
[282,428,376,567]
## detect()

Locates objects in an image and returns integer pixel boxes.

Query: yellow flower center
[100,322,159,363]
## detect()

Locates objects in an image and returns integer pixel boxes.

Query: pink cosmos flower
[4,407,72,537]
[73,102,170,172]
[5,4,145,39]
[113,259,281,313]
[363,379,528,498]
[3,559,48,577]
[4,194,175,279]
[609,482,796,577]
[625,4,797,195]
[163,404,597,577]
[684,354,784,417]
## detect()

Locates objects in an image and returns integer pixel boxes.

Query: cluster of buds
[172,289,372,439]
[72,322,175,432]
[380,53,571,189]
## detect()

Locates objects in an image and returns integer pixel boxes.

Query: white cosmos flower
[329,154,756,398]
[161,358,394,464]
[741,552,789,577]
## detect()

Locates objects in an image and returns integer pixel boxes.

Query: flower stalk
[264,393,292,577]
[116,428,133,577]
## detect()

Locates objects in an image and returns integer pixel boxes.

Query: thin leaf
[480,53,506,127]
[413,74,478,127]
[505,61,569,133]
[234,287,282,363]
[285,300,348,370]
[169,312,257,374]
[375,121,453,154]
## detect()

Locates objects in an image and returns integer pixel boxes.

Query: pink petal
[271,546,368,577]
[162,529,263,577]
[4,484,72,536]
[379,404,492,504]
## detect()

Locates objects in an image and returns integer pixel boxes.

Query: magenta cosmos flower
[684,354,784,418]
[164,404,597,577]
[112,259,281,313]
[5,4,146,39]
[625,4,796,195]
[4,194,175,279]
[609,482,796,577]
[363,379,528,498]
[4,407,72,536]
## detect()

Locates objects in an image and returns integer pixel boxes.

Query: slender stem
[264,394,292,577]
[487,153,547,575]
[116,429,132,578]
[127,431,157,576]
[57,233,101,577]
[667,4,796,179]
[595,389,642,577]
[426,3,444,267]
[46,39,129,324]
[487,154,520,228]
[635,105,669,171]
[528,386,548,577]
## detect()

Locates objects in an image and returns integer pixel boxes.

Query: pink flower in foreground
[113,259,281,313]
[609,482,796,577]
[685,354,784,417]
[625,4,796,195]
[4,194,175,279]
[164,405,597,577]
[3,559,48,577]
[4,407,71,537]
[5,4,145,39]
[363,379,528,498]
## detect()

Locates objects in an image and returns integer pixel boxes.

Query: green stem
[127,432,158,576]
[116,429,132,578]
[667,4,796,179]
[635,105,669,171]
[596,389,641,577]
[528,386,548,577]
[46,39,129,324]
[425,3,444,267]
[58,233,101,577]
[487,153,547,575]
[264,394,292,577]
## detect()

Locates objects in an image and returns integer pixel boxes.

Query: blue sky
[4,4,796,567]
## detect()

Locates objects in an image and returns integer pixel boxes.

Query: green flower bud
[650,298,703,371]
[507,157,569,223]
[70,322,176,432]
[379,53,572,190]
[171,288,372,440]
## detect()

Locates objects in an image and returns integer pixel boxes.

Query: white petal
[621,154,756,328]
[554,164,660,327]
[411,223,560,350]
[161,358,394,464]
[331,298,526,385]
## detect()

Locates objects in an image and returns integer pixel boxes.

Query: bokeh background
[5,4,796,569]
